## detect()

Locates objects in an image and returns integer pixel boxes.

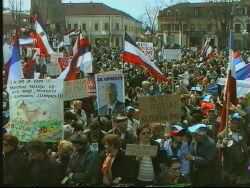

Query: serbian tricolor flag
[5,33,23,83]
[121,32,167,82]
[30,15,55,57]
[57,33,91,80]
[218,31,237,133]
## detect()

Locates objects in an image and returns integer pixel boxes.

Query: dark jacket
[99,149,135,185]
[190,135,218,186]
[3,149,28,186]
[98,100,125,116]
[66,146,100,185]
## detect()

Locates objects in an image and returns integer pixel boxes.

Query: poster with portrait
[95,72,125,116]
[8,79,64,142]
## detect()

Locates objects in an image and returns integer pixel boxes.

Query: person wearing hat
[108,115,136,150]
[3,134,28,186]
[217,114,248,185]
[126,106,140,137]
[65,133,100,186]
[186,125,219,186]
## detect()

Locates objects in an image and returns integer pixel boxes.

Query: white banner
[162,49,182,61]
[136,42,154,60]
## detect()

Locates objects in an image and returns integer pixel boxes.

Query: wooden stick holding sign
[125,144,157,157]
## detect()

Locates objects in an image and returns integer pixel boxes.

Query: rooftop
[63,2,142,24]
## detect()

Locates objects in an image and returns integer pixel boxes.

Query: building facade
[158,1,250,49]
[64,3,142,48]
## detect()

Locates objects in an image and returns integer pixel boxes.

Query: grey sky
[3,0,208,19]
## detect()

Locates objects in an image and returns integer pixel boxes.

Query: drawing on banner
[8,79,64,142]
[136,42,154,60]
[95,73,125,116]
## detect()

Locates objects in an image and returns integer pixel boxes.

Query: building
[31,0,65,35]
[158,1,250,49]
[63,3,142,48]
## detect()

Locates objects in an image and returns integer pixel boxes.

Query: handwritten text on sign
[125,144,157,157]
[138,95,182,124]
[136,42,154,60]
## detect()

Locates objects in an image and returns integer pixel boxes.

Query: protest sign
[136,42,154,60]
[64,79,88,101]
[162,49,182,61]
[138,95,182,124]
[8,79,64,142]
[95,72,125,116]
[64,35,71,46]
[125,144,158,157]
[85,76,96,96]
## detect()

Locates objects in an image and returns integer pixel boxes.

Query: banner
[8,79,64,142]
[63,35,71,46]
[162,49,182,61]
[125,144,157,157]
[85,76,96,96]
[136,42,154,60]
[95,72,125,116]
[64,79,88,101]
[138,95,182,124]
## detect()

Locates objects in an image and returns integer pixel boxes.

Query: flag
[5,34,23,83]
[30,16,55,57]
[121,32,167,82]
[219,31,237,133]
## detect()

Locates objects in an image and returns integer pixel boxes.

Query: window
[207,24,212,32]
[175,24,179,31]
[104,23,109,31]
[183,24,188,31]
[167,24,171,32]
[161,24,167,31]
[247,24,250,33]
[95,23,99,31]
[74,23,78,29]
[235,24,241,33]
[115,37,119,47]
[171,24,175,31]
[248,7,250,16]
[125,25,128,31]
[194,8,199,16]
[82,24,86,31]
[191,24,195,31]
[116,23,120,31]
[67,24,71,30]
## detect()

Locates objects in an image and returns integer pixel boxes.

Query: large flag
[30,16,55,57]
[219,31,237,133]
[121,32,167,82]
[5,34,23,83]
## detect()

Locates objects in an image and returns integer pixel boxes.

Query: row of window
[67,23,138,32]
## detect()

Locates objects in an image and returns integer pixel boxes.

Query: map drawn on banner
[8,79,64,142]
[136,42,154,60]
[125,144,157,157]
[162,49,182,61]
[138,95,182,124]
[95,72,125,116]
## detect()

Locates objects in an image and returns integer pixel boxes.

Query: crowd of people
[3,34,250,187]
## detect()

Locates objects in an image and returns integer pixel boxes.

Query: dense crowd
[3,36,250,186]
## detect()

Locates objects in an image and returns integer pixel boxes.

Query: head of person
[166,158,181,183]
[105,83,118,105]
[72,100,82,112]
[112,115,128,134]
[102,134,121,154]
[137,124,152,144]
[89,119,102,142]
[57,140,73,159]
[3,134,19,154]
[229,113,241,132]
[70,133,89,152]
[150,122,164,138]
[126,106,137,118]
[193,127,207,143]
[27,140,48,161]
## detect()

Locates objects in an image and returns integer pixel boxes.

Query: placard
[125,144,157,157]
[8,79,64,142]
[85,76,96,96]
[138,95,182,124]
[162,49,182,61]
[95,72,125,116]
[64,79,88,101]
[136,42,154,60]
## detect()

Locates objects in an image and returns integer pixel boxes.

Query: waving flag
[5,34,23,83]
[121,32,167,82]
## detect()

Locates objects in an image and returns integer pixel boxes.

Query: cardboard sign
[64,79,88,101]
[162,49,182,61]
[95,72,125,116]
[138,95,182,124]
[8,79,64,142]
[136,42,154,60]
[125,144,157,157]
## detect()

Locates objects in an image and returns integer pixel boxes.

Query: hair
[102,134,121,149]
[58,140,73,155]
[167,157,181,168]
[136,124,151,137]
[3,134,19,148]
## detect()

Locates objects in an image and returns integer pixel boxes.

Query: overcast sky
[3,0,208,19]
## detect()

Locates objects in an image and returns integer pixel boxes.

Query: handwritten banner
[136,42,154,60]
[138,95,182,124]
[125,144,157,157]
[8,79,64,142]
[162,49,182,61]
